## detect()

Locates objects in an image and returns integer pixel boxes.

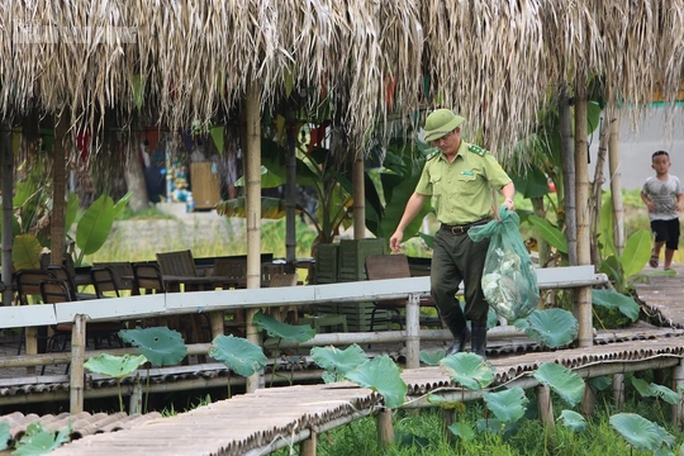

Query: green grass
[271,390,684,456]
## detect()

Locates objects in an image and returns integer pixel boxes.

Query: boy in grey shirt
[641,150,684,270]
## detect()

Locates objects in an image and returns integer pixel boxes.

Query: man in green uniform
[389,109,515,358]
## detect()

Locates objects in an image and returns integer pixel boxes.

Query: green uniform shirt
[415,141,512,225]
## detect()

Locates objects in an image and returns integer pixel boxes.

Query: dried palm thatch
[0,1,683,161]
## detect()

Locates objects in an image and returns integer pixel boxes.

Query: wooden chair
[46,264,97,300]
[364,254,442,331]
[93,262,134,292]
[213,257,247,286]
[261,263,286,287]
[266,273,300,324]
[90,266,121,298]
[15,269,55,355]
[131,263,166,295]
[156,249,198,277]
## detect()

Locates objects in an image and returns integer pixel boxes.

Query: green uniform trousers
[430,226,490,333]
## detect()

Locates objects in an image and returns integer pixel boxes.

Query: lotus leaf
[84,354,147,379]
[447,422,475,441]
[440,352,495,390]
[532,362,584,406]
[483,387,528,423]
[14,422,71,455]
[591,289,640,322]
[253,310,315,343]
[344,355,407,409]
[631,376,651,397]
[587,376,612,391]
[0,422,9,451]
[559,410,587,432]
[610,413,674,451]
[310,344,368,383]
[210,335,267,378]
[648,383,681,405]
[523,309,578,348]
[118,327,187,367]
[419,349,445,366]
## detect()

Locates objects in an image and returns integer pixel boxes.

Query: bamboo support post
[581,384,596,417]
[209,312,224,340]
[612,374,624,409]
[129,381,143,415]
[376,407,394,448]
[70,314,87,414]
[25,327,37,375]
[574,94,592,348]
[405,294,420,369]
[671,359,684,427]
[442,409,457,444]
[299,428,317,456]
[537,385,554,429]
[245,81,263,393]
[352,154,365,240]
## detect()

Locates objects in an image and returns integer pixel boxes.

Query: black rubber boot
[470,320,487,359]
[443,312,470,356]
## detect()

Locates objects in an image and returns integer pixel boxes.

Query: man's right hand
[389,230,403,253]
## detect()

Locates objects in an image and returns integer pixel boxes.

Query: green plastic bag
[468,207,539,321]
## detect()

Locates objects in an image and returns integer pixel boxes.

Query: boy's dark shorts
[651,218,681,250]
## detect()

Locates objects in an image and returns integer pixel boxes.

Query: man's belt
[440,218,491,235]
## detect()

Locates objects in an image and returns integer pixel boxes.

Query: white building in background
[590,106,684,191]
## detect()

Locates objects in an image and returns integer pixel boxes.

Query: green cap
[424,109,465,142]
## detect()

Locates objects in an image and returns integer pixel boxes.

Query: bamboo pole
[129,382,143,415]
[536,384,554,429]
[672,359,684,428]
[405,294,420,369]
[612,373,625,409]
[69,314,86,414]
[51,112,69,266]
[300,429,317,456]
[1,118,13,307]
[589,116,609,266]
[581,384,596,417]
[25,327,37,375]
[574,92,592,348]
[245,82,263,393]
[352,152,365,240]
[285,124,297,266]
[559,84,577,265]
[608,110,624,254]
[376,407,394,448]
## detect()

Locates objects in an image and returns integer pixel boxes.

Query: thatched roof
[1,1,683,158]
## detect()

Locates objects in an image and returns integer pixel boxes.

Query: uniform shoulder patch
[468,144,487,157]
[427,149,440,160]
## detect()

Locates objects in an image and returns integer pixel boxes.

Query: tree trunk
[590,116,609,265]
[123,131,149,212]
[608,109,625,254]
[1,119,13,306]
[559,84,577,265]
[51,113,69,265]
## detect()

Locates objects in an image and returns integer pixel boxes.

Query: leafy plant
[84,353,148,412]
[532,362,585,407]
[344,355,407,409]
[419,349,445,366]
[118,327,187,366]
[13,422,71,456]
[439,352,495,391]
[0,422,9,451]
[118,326,188,412]
[209,334,267,397]
[515,309,578,348]
[310,344,369,383]
[559,410,587,432]
[609,413,674,452]
[631,376,681,405]
[591,289,640,323]
[482,387,529,423]
[253,311,316,344]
